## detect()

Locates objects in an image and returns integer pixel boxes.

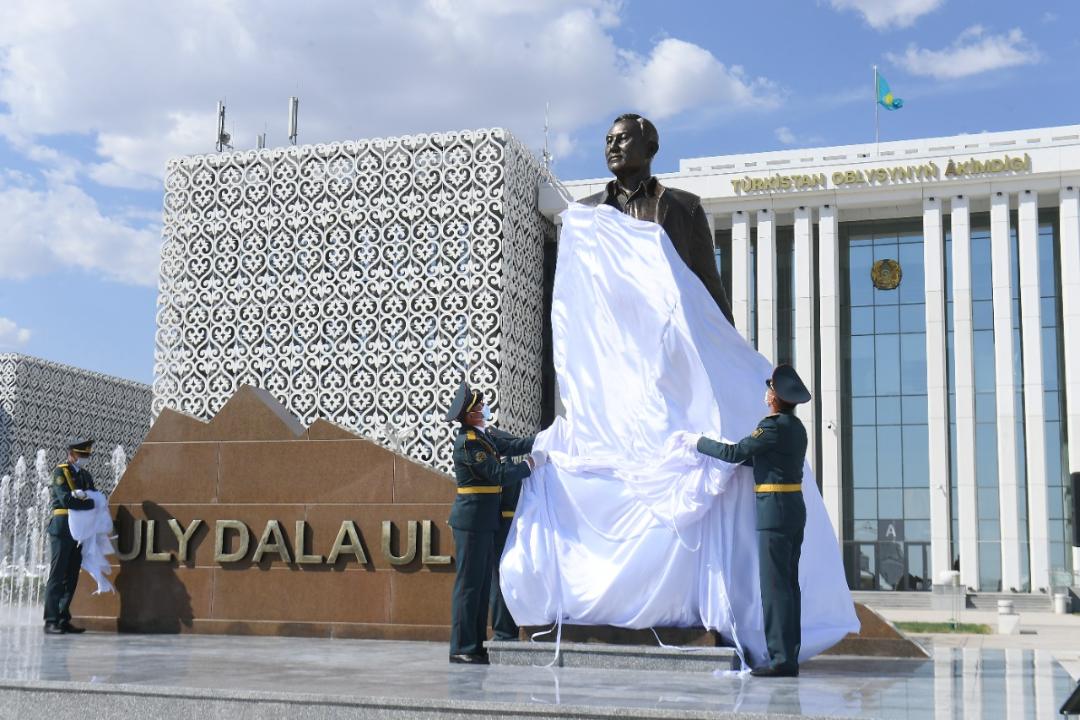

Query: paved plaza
[0,624,1075,719]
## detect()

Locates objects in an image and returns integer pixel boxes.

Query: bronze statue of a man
[580,113,734,325]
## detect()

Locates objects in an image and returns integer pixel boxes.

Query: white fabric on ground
[500,203,858,665]
[67,490,116,594]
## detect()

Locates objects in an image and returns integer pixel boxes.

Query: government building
[556,124,1080,596]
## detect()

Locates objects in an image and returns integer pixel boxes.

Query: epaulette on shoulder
[56,463,70,470]
[466,430,477,441]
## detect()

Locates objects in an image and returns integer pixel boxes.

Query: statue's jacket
[580,177,735,325]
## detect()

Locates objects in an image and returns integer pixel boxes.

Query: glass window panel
[1041,297,1056,327]
[905,520,931,541]
[1042,328,1059,390]
[852,397,876,425]
[972,300,994,331]
[854,489,877,518]
[902,395,928,425]
[973,330,996,390]
[849,245,874,306]
[899,304,925,333]
[979,544,1002,591]
[853,519,877,541]
[875,335,901,395]
[978,486,1000,519]
[975,422,999,487]
[975,392,997,423]
[851,306,874,335]
[1044,423,1063,490]
[1048,484,1064,519]
[877,426,903,487]
[970,236,993,300]
[902,426,929,487]
[851,426,878,487]
[897,242,925,304]
[904,488,930,519]
[879,488,903,517]
[980,519,1001,540]
[876,396,901,425]
[900,333,927,394]
[1045,392,1059,423]
[1038,232,1056,294]
[1049,520,1064,544]
[851,335,876,396]
[875,305,900,334]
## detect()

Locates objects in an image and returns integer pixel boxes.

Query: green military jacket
[697,411,807,531]
[50,463,96,514]
[449,425,534,532]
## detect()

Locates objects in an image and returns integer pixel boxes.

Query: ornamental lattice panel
[153,128,550,472]
[0,353,151,491]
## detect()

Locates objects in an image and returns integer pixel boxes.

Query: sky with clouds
[0,0,1077,384]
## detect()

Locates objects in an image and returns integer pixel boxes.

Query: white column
[1017,190,1051,592]
[991,191,1022,592]
[756,209,777,361]
[731,211,752,340]
[924,197,953,582]
[793,206,817,472]
[952,196,980,590]
[1060,186,1080,582]
[818,205,843,540]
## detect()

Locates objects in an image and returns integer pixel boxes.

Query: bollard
[998,599,1020,635]
[997,599,1014,616]
[1054,593,1069,615]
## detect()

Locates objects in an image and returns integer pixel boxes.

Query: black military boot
[43,623,65,635]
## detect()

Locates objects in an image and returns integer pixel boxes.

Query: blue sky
[0,0,1076,384]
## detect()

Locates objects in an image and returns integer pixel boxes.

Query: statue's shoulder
[577,189,607,207]
[658,183,703,212]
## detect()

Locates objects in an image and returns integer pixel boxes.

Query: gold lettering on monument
[123,516,452,567]
[252,519,292,563]
[382,520,418,566]
[327,520,368,564]
[214,519,250,562]
[144,520,172,562]
[167,518,203,563]
[293,520,324,564]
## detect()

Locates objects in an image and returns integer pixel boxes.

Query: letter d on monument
[215,520,250,562]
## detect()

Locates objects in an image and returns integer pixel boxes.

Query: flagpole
[873,65,880,150]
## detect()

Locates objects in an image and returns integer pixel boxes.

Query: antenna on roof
[542,101,552,171]
[215,100,232,152]
[287,96,299,146]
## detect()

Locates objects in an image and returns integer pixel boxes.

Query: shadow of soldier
[114,502,193,633]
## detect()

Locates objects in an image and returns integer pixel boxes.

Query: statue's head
[605,113,659,178]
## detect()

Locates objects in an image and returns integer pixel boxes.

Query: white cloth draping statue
[499,204,859,666]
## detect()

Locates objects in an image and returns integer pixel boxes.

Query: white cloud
[0,317,31,348]
[775,127,797,145]
[0,0,780,188]
[0,175,160,286]
[887,26,1041,80]
[828,0,944,30]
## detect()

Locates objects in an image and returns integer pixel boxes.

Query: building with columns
[554,124,1080,594]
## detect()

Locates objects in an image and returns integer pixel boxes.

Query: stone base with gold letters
[71,385,458,640]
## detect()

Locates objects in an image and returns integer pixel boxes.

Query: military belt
[755,483,802,493]
[52,509,69,516]
[457,486,501,494]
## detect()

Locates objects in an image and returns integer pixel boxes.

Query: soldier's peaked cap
[444,381,484,422]
[67,438,94,455]
[766,364,811,405]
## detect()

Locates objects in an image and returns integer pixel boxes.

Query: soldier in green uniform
[43,438,97,635]
[696,365,810,677]
[445,381,541,663]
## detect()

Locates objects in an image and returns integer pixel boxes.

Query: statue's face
[605,119,650,176]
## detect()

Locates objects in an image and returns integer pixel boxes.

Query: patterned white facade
[0,353,151,495]
[153,129,550,473]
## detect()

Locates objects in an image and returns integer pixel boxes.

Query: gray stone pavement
[872,606,1080,681]
[0,626,1076,718]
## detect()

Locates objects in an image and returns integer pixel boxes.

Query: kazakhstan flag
[877,72,903,110]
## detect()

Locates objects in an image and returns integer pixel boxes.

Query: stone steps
[486,640,739,672]
[853,590,1056,613]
